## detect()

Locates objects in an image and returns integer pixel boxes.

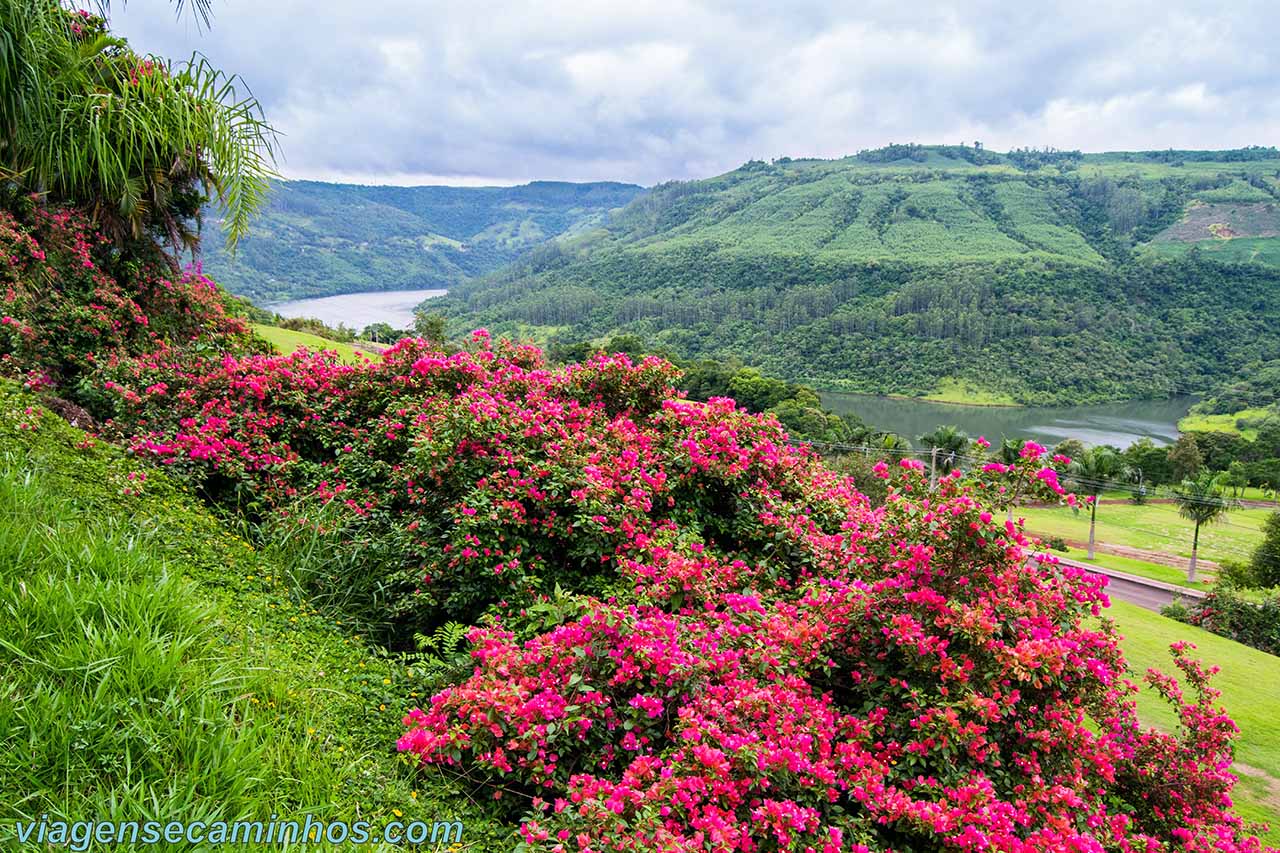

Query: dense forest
[425,146,1280,405]
[199,180,642,302]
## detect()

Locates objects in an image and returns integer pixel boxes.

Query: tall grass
[0,384,508,849]
[0,457,345,827]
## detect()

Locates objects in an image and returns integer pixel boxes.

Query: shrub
[1217,559,1260,590]
[1253,511,1280,588]
[400,458,1263,851]
[1,3,275,245]
[1177,587,1280,657]
[0,204,261,410]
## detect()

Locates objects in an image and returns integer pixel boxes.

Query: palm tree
[0,0,276,248]
[1066,447,1130,560]
[918,425,969,484]
[1172,473,1238,583]
[877,432,912,464]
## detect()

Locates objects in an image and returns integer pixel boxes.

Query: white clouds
[111,0,1280,186]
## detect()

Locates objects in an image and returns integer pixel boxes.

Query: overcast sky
[111,0,1280,187]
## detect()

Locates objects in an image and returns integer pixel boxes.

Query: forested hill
[199,180,643,303]
[431,145,1280,405]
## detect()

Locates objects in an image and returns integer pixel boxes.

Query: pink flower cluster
[0,206,256,407]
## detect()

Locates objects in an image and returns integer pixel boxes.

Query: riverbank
[267,288,448,331]
[820,390,1195,448]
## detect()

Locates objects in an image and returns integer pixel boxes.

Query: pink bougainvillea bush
[87,328,1267,850]
[0,203,262,408]
[400,458,1265,852]
[0,207,1270,850]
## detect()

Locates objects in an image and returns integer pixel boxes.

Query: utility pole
[930,446,938,487]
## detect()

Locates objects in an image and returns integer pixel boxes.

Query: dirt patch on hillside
[1155,201,1280,242]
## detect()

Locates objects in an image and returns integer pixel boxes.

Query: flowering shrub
[0,207,1270,849]
[0,204,261,408]
[1167,587,1280,656]
[99,330,856,628]
[400,458,1266,852]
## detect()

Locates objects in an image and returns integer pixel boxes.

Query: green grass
[252,323,365,364]
[920,377,1020,407]
[1051,544,1210,589]
[1109,600,1280,844]
[1142,236,1280,268]
[0,384,505,850]
[1018,498,1270,569]
[1178,407,1274,439]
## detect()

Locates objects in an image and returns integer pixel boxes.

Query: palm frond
[0,0,275,248]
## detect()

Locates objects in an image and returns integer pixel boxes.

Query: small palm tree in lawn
[1066,446,1130,560]
[1172,472,1238,584]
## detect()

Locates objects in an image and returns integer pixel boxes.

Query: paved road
[1052,556,1206,612]
[1096,573,1188,610]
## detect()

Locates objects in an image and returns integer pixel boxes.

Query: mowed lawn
[1053,545,1212,589]
[1017,497,1273,567]
[1177,408,1273,440]
[251,323,367,364]
[1110,600,1280,844]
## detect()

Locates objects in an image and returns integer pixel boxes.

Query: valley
[212,145,1280,408]
[199,179,643,303]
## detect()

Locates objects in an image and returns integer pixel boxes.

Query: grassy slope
[1110,600,1280,843]
[1018,499,1270,567]
[920,377,1020,406]
[1178,407,1273,439]
[0,384,506,849]
[252,323,366,364]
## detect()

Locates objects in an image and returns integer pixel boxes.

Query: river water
[820,392,1195,448]
[264,290,1192,448]
[269,289,447,331]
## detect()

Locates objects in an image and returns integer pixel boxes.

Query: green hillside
[199,180,643,303]
[432,145,1280,405]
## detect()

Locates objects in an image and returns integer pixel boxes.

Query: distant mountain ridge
[428,145,1280,404]
[199,179,643,303]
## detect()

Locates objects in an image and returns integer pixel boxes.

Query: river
[269,289,447,331]
[263,290,1192,448]
[819,392,1196,448]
